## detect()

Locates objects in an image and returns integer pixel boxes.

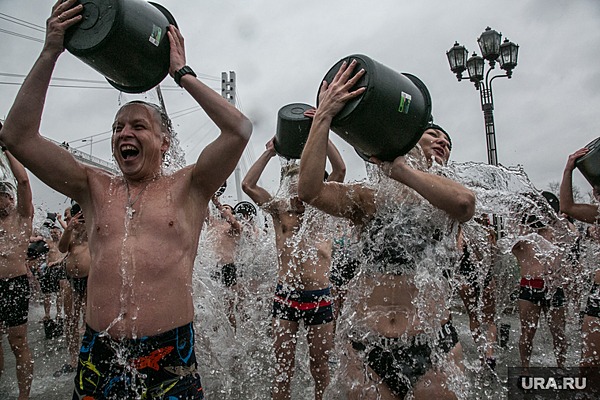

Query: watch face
[175,66,195,86]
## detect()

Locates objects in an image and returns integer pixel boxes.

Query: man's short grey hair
[121,101,173,138]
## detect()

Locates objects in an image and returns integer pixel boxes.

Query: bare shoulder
[261,197,287,216]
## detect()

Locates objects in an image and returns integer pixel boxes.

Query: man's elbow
[237,116,253,142]
[297,182,320,205]
[559,202,574,216]
[455,191,476,223]
[16,176,30,186]
[241,180,258,199]
[329,167,346,183]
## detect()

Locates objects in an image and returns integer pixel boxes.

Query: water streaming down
[191,156,341,399]
[0,151,17,191]
[448,161,588,398]
[1,129,598,398]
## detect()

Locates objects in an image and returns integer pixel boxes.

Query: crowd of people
[0,1,599,399]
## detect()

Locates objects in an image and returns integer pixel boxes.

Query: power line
[0,19,221,83]
[0,27,43,43]
[0,13,45,32]
[72,136,111,150]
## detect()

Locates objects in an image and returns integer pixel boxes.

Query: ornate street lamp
[477,27,502,63]
[466,52,484,86]
[446,42,469,81]
[499,38,519,77]
[446,27,519,167]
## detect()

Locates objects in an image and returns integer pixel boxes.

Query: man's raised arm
[242,140,276,207]
[3,148,34,219]
[560,148,599,224]
[166,26,252,199]
[0,0,88,201]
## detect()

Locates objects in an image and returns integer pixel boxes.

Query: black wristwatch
[174,65,197,87]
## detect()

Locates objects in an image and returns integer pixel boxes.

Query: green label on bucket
[149,25,162,47]
[398,92,412,114]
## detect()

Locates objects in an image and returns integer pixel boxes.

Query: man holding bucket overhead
[298,59,475,399]
[560,146,600,368]
[0,123,35,400]
[0,0,252,398]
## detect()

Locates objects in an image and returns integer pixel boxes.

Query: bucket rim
[575,136,600,166]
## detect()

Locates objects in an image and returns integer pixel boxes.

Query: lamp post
[446,27,519,166]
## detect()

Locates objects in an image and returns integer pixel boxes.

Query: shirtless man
[208,196,243,331]
[54,203,89,376]
[36,214,67,330]
[242,138,345,400]
[455,215,498,370]
[512,194,571,371]
[298,60,475,399]
[560,147,600,367]
[0,1,252,397]
[0,140,35,400]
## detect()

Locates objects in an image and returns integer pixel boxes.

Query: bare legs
[0,324,34,400]
[519,298,567,370]
[581,314,600,367]
[272,318,334,400]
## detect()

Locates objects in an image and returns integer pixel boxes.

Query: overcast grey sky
[1,0,599,217]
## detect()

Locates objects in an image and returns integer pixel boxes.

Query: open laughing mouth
[120,144,139,161]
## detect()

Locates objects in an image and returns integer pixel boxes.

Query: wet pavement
[0,296,585,399]
[0,300,75,399]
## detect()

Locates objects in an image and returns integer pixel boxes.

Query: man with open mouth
[0,0,252,398]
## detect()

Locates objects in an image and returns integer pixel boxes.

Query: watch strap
[174,65,197,87]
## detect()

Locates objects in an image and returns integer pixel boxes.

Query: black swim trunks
[272,284,334,326]
[39,262,66,294]
[585,283,600,318]
[0,274,31,328]
[351,320,459,399]
[73,322,203,399]
[68,276,88,297]
[519,279,565,308]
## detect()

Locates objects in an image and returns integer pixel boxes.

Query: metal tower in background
[221,71,236,105]
[221,71,244,202]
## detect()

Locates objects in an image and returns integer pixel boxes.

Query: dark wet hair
[70,202,84,221]
[120,101,173,138]
[425,123,452,150]
[0,181,16,197]
[42,212,59,230]
[520,191,559,229]
[27,239,49,260]
[541,191,560,214]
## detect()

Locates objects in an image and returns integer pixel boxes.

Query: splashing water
[3,145,598,398]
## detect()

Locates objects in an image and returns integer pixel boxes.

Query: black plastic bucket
[64,0,177,93]
[234,201,257,217]
[274,103,313,159]
[576,137,600,189]
[317,54,432,162]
